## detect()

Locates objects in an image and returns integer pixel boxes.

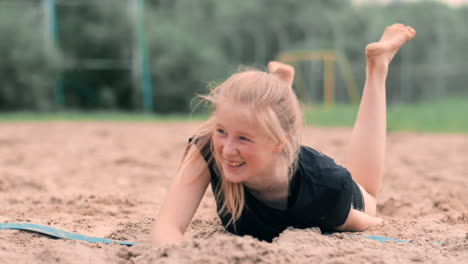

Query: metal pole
[44,0,58,43]
[43,0,64,108]
[323,55,335,108]
[136,0,153,112]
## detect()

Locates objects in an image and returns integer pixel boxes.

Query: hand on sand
[267,61,295,86]
[366,24,416,65]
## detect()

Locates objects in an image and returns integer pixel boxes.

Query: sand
[0,122,467,263]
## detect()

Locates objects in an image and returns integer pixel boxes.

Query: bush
[0,2,63,111]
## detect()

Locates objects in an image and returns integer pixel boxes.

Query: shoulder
[297,145,351,189]
[188,136,220,182]
[299,146,342,170]
[189,136,213,162]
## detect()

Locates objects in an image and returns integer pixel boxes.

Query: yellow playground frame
[276,50,360,107]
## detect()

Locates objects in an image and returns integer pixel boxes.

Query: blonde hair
[183,66,303,226]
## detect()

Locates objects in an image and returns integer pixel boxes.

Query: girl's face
[212,102,280,186]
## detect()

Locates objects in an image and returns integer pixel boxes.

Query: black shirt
[192,139,353,242]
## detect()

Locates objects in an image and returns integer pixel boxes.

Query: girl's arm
[151,145,211,246]
[334,209,382,232]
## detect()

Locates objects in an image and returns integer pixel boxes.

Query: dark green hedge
[1,0,467,112]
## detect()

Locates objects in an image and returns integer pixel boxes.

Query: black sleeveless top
[191,138,354,242]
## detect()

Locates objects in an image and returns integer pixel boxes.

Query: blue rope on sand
[0,223,138,246]
[1,223,438,245]
[350,235,409,243]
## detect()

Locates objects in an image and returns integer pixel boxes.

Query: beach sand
[0,122,467,263]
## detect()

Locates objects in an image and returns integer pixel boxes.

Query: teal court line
[0,223,138,246]
[1,223,443,245]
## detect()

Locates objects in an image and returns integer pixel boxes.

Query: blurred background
[1,0,467,118]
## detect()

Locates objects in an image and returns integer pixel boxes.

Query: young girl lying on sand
[151,24,416,245]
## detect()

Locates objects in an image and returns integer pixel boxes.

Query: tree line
[1,0,467,112]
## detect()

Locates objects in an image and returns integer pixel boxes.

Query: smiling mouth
[225,161,246,167]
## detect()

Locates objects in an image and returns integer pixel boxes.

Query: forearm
[335,209,383,232]
[150,149,211,246]
[151,224,185,246]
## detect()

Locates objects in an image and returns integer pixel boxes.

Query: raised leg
[345,24,416,202]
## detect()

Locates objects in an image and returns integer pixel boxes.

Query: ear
[267,61,295,87]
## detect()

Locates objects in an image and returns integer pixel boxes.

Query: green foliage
[1,0,468,113]
[145,0,354,112]
[0,2,62,111]
[0,111,208,123]
[146,7,231,112]
[56,0,134,110]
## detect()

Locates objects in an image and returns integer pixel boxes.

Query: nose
[222,138,238,156]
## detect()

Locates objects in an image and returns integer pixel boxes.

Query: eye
[216,129,226,135]
[239,136,250,142]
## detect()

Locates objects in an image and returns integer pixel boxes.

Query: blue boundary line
[1,223,444,245]
[350,235,409,243]
[0,223,138,246]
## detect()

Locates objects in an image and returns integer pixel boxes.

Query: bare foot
[267,61,295,86]
[366,24,416,65]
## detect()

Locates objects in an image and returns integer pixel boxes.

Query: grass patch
[387,98,468,133]
[305,97,468,133]
[0,111,209,122]
[1,97,467,133]
[304,104,359,128]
